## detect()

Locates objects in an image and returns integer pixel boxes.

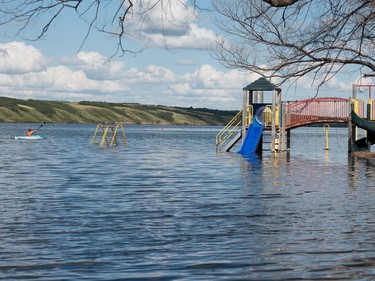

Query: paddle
[32,122,46,135]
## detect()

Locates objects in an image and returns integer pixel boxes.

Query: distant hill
[0,97,238,125]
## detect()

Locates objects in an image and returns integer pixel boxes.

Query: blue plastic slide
[238,117,264,155]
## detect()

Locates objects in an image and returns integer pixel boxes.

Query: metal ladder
[216,105,253,152]
[90,123,128,147]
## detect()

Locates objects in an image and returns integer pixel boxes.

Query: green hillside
[0,97,238,125]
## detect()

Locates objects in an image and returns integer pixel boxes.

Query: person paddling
[27,129,36,136]
[26,123,45,137]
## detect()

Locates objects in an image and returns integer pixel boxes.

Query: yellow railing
[352,99,364,118]
[275,105,280,127]
[263,105,280,127]
[216,105,253,152]
[351,98,375,120]
[90,123,128,147]
[263,105,272,127]
[246,105,254,126]
[369,99,375,120]
[216,110,242,152]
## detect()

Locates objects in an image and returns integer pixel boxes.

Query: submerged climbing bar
[90,123,128,147]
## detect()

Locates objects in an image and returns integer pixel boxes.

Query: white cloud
[281,72,372,101]
[43,66,122,93]
[184,64,258,90]
[0,42,45,74]
[76,51,125,80]
[0,40,367,110]
[144,65,177,82]
[146,24,220,49]
[0,43,127,101]
[166,64,257,108]
[129,0,197,35]
[177,59,196,66]
[125,0,220,50]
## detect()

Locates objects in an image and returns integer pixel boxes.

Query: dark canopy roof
[243,77,281,92]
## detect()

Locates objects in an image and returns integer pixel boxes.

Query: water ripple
[0,124,374,280]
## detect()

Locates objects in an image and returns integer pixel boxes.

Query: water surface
[0,124,374,280]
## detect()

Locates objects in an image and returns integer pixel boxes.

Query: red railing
[285,97,349,129]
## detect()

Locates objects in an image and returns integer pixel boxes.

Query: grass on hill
[0,97,238,125]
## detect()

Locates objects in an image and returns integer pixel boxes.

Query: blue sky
[0,0,372,110]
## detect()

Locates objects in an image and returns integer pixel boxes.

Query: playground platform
[216,78,375,155]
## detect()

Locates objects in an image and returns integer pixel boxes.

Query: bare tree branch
[0,0,200,55]
[211,0,375,87]
[0,0,373,91]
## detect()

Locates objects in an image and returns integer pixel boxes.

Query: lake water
[0,123,374,280]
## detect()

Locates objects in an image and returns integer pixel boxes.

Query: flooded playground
[0,123,373,280]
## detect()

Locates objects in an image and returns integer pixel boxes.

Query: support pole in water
[324,124,330,150]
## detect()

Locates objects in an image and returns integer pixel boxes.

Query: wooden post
[242,89,247,143]
[280,102,286,152]
[348,86,355,153]
[271,90,276,153]
[367,103,371,150]
[324,124,330,150]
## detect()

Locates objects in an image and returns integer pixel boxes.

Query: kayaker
[27,129,36,136]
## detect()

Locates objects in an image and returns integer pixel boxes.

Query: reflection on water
[348,156,375,189]
[0,124,374,280]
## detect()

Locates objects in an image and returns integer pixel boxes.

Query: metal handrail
[216,110,242,151]
[90,123,128,147]
[246,105,253,126]
[216,105,253,152]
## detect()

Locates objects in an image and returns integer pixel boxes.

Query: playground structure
[216,78,375,155]
[90,123,128,147]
